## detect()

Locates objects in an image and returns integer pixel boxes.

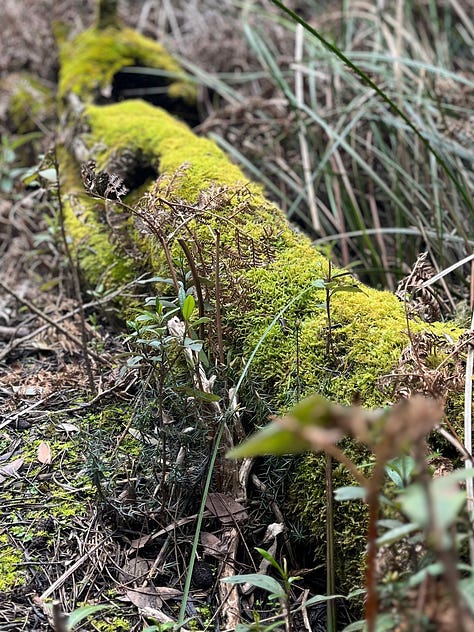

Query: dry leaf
[37,442,52,464]
[12,385,44,396]
[57,422,80,433]
[126,586,162,610]
[200,532,227,558]
[154,586,183,599]
[120,557,151,584]
[130,534,152,551]
[0,457,24,483]
[206,493,248,524]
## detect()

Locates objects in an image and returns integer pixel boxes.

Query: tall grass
[175,0,474,296]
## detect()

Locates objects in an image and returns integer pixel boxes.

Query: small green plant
[0,131,42,194]
[228,395,474,631]
[222,547,342,632]
[222,547,300,632]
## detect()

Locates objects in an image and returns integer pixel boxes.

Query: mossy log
[57,22,465,592]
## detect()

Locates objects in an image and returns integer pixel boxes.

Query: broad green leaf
[304,594,345,607]
[400,477,466,533]
[221,573,285,599]
[182,294,196,321]
[408,563,443,587]
[288,395,339,427]
[342,614,396,632]
[334,486,366,501]
[376,522,418,546]
[227,395,350,458]
[227,422,311,458]
[67,604,112,629]
[385,456,416,488]
[183,338,202,352]
[38,167,58,183]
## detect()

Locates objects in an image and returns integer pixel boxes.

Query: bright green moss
[58,26,196,104]
[92,616,129,631]
[57,26,469,600]
[0,535,25,591]
[85,100,251,196]
[287,447,371,593]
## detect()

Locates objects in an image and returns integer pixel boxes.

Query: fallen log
[56,18,466,595]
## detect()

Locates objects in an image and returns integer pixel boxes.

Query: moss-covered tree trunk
[56,22,464,594]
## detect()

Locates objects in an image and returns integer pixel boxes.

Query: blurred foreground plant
[228,395,474,631]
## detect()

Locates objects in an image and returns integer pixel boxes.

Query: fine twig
[214,229,225,365]
[53,149,96,393]
[0,277,144,362]
[0,279,109,366]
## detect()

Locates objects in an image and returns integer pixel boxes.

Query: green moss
[93,616,130,631]
[58,26,196,104]
[57,28,469,598]
[0,535,26,591]
[59,149,137,294]
[85,100,251,195]
[288,447,371,593]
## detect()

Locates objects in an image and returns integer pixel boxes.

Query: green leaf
[376,522,418,546]
[255,547,284,577]
[178,285,186,309]
[303,594,345,607]
[182,294,196,321]
[67,604,112,629]
[221,573,285,599]
[227,395,350,458]
[183,337,202,352]
[330,284,364,295]
[227,422,311,458]
[400,477,466,533]
[347,588,366,599]
[408,563,443,587]
[385,456,416,488]
[177,386,221,402]
[342,614,396,632]
[334,486,366,501]
[37,167,58,183]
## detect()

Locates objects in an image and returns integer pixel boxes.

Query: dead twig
[0,278,109,366]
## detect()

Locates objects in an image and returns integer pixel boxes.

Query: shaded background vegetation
[2,0,473,300]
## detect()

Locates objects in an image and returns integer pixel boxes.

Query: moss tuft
[58,27,196,105]
[0,536,25,591]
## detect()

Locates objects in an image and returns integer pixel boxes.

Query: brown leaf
[200,532,227,558]
[126,586,162,610]
[206,493,248,524]
[37,443,52,464]
[120,557,151,584]
[0,457,24,483]
[154,586,183,599]
[130,534,152,551]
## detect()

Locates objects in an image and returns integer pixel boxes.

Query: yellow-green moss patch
[58,27,196,104]
[0,535,25,591]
